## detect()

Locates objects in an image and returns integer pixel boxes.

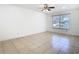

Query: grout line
[1,41,5,54]
[57,49,62,54]
[10,40,20,54]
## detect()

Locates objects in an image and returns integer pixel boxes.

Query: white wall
[0,5,47,41]
[47,9,79,36]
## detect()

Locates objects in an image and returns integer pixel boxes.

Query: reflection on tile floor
[0,32,79,54]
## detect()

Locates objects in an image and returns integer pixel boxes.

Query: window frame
[52,14,70,30]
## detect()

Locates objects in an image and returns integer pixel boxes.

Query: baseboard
[0,31,47,41]
[47,31,79,37]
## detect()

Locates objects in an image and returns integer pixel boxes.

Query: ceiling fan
[41,4,55,12]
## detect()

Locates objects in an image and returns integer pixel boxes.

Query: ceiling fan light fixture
[42,9,49,12]
[41,4,55,12]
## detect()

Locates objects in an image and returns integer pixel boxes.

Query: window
[52,14,70,29]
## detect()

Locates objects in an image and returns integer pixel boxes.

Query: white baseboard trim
[47,31,79,37]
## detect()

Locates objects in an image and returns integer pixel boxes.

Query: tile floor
[0,32,79,54]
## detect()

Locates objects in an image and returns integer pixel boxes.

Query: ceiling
[15,4,79,14]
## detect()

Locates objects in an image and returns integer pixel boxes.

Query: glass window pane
[52,14,69,29]
[52,16,60,28]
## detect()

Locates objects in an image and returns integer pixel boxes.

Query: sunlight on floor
[51,35,70,52]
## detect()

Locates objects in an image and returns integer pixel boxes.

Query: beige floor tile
[2,41,19,54]
[0,32,79,54]
[0,41,3,53]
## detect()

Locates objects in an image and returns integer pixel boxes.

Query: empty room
[0,4,79,54]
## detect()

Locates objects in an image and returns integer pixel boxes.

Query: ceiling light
[42,9,49,12]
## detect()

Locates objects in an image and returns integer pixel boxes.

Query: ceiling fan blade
[49,7,55,9]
